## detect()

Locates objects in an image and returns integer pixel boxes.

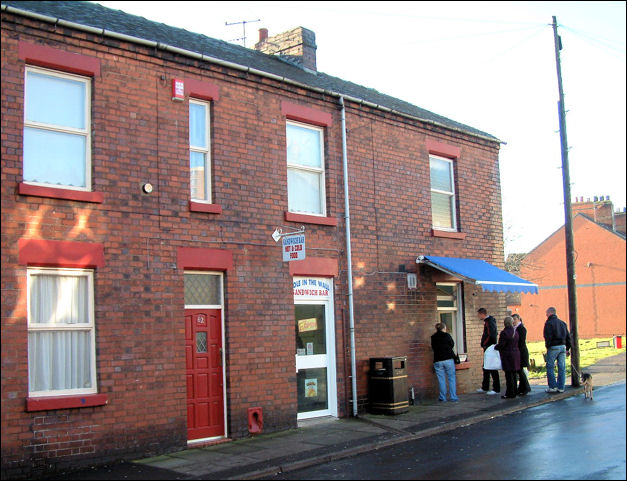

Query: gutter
[1,4,503,145]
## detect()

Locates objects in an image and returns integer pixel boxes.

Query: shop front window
[436,283,465,353]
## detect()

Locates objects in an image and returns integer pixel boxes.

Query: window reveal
[430,155,457,231]
[23,67,91,190]
[27,268,96,396]
[189,100,211,202]
[286,121,326,216]
[436,283,465,353]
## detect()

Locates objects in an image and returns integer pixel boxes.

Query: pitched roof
[2,0,500,142]
[578,213,626,240]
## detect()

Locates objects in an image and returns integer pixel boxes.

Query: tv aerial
[225,19,260,47]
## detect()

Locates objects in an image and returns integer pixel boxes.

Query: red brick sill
[26,394,108,412]
[284,212,338,226]
[18,182,104,203]
[189,201,222,214]
[455,362,471,371]
[432,229,466,240]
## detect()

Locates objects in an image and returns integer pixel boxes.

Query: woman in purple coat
[494,316,520,399]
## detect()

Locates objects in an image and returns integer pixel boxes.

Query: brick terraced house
[1,1,537,477]
[508,197,626,342]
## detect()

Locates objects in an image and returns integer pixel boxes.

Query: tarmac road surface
[264,381,626,480]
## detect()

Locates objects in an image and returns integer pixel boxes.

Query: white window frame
[429,154,457,231]
[23,66,92,191]
[436,282,465,353]
[294,277,337,420]
[183,271,223,309]
[27,267,97,397]
[189,99,212,203]
[286,120,326,216]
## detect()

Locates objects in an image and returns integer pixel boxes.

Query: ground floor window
[436,282,465,353]
[27,267,96,396]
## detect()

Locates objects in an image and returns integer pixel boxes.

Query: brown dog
[582,373,593,400]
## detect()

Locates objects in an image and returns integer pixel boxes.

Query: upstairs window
[189,100,211,202]
[23,67,91,190]
[286,121,326,216]
[430,155,457,231]
[27,268,96,397]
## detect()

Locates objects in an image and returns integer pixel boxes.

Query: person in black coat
[494,316,520,399]
[512,313,531,395]
[430,323,459,402]
[477,307,500,394]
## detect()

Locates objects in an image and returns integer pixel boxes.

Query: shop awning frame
[416,255,539,294]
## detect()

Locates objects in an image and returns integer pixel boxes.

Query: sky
[95,1,626,256]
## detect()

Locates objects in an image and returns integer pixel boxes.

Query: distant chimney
[254,26,317,72]
[258,28,268,43]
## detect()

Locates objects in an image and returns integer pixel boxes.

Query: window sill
[432,229,466,240]
[189,201,222,214]
[18,183,104,204]
[455,362,472,371]
[285,212,338,226]
[25,393,108,412]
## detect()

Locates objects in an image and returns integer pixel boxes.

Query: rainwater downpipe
[339,96,358,417]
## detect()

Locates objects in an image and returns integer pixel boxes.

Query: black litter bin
[368,356,409,415]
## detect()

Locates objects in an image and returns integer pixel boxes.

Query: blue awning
[417,255,538,294]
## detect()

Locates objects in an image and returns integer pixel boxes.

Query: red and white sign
[282,234,305,262]
[172,78,185,101]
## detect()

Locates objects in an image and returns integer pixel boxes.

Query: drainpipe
[339,96,358,417]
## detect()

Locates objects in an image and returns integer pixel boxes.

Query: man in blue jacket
[477,307,500,395]
[543,307,572,393]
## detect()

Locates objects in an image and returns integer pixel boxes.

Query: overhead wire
[559,24,626,60]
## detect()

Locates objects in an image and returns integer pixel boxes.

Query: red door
[185,309,224,440]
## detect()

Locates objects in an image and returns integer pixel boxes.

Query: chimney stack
[254,26,317,72]
[258,28,268,43]
[572,194,617,231]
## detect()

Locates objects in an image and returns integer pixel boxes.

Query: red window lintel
[282,101,333,127]
[19,41,101,77]
[18,239,105,268]
[177,247,233,271]
[426,139,460,159]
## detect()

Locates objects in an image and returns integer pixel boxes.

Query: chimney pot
[259,28,268,42]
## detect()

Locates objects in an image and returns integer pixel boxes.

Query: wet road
[265,381,626,480]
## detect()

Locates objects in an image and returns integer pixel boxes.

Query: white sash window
[27,268,97,396]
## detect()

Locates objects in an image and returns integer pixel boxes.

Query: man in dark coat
[477,307,500,395]
[495,316,521,399]
[543,307,572,393]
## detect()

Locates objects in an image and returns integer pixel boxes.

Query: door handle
[219,347,223,366]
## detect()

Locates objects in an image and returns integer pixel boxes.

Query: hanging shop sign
[282,234,306,262]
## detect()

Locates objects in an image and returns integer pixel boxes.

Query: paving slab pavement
[49,351,625,480]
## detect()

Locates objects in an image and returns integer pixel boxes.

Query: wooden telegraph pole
[551,16,580,387]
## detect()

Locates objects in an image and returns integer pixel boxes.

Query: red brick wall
[511,215,626,342]
[2,10,504,477]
